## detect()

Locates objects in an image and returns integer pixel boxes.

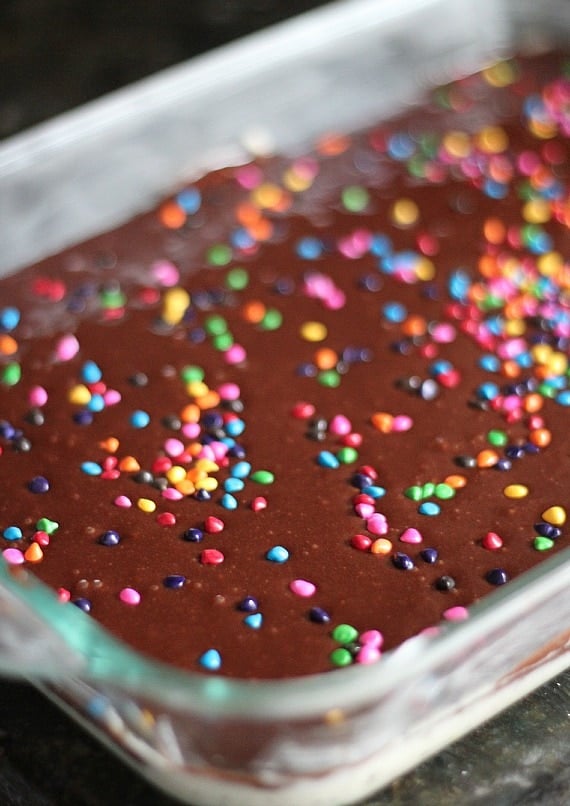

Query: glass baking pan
[1,0,570,803]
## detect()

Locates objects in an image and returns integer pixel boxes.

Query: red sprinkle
[200,548,225,565]
[205,515,225,533]
[251,496,267,512]
[291,401,316,419]
[351,534,372,551]
[482,531,504,550]
[157,512,177,527]
[33,531,50,547]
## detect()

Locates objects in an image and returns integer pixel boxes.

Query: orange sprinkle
[371,412,394,433]
[476,449,499,468]
[316,133,351,156]
[529,428,552,448]
[158,201,186,229]
[99,437,120,453]
[0,334,18,355]
[247,217,274,241]
[195,390,220,410]
[24,543,44,563]
[180,403,201,423]
[370,538,392,555]
[443,474,467,489]
[175,479,196,496]
[314,347,338,371]
[235,201,262,226]
[401,315,427,337]
[119,456,140,472]
[187,443,203,458]
[523,394,544,413]
[501,359,521,379]
[242,300,267,324]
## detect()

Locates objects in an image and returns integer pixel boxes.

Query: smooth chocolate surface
[0,51,569,679]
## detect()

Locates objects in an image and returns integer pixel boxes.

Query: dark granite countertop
[1,1,569,803]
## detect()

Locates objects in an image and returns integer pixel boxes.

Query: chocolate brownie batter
[0,51,569,678]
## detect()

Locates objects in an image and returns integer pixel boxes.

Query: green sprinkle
[207,244,232,266]
[341,185,369,213]
[36,517,59,535]
[1,362,21,386]
[404,485,423,501]
[204,315,228,336]
[538,382,557,399]
[533,536,554,551]
[180,365,205,383]
[421,482,436,499]
[250,470,274,485]
[434,483,455,500]
[317,370,341,388]
[260,309,283,331]
[332,623,358,644]
[487,429,508,447]
[100,287,126,309]
[336,447,358,465]
[330,647,353,667]
[212,332,234,351]
[225,267,249,291]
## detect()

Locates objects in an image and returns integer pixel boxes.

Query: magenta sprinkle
[55,334,80,362]
[289,579,316,597]
[119,587,141,605]
[366,513,388,536]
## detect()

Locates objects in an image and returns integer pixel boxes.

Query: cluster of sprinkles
[0,53,569,677]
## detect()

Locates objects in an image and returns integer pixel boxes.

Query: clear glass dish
[1,1,569,804]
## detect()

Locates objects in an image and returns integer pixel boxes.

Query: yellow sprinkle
[531,343,552,364]
[282,168,312,193]
[442,130,471,159]
[137,498,157,513]
[195,458,220,473]
[251,183,283,209]
[68,384,92,405]
[390,198,419,228]
[195,477,219,492]
[186,380,210,398]
[541,506,566,526]
[503,484,529,499]
[522,199,551,224]
[545,351,567,376]
[415,257,436,281]
[504,319,526,337]
[482,60,518,88]
[476,126,508,154]
[300,321,328,342]
[166,465,187,484]
[537,252,563,277]
[162,287,190,326]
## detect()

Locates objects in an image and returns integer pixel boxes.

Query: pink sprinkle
[28,385,48,407]
[57,587,71,603]
[205,516,224,534]
[114,495,132,508]
[366,513,388,536]
[164,438,185,457]
[119,587,141,605]
[224,344,247,365]
[103,389,121,406]
[356,645,381,665]
[289,579,316,597]
[251,496,267,512]
[235,164,263,189]
[181,422,201,439]
[323,288,346,310]
[443,606,469,621]
[419,625,440,638]
[151,259,180,287]
[354,502,375,519]
[162,487,183,501]
[400,527,423,544]
[360,629,384,648]
[210,441,229,460]
[391,414,413,432]
[217,382,241,401]
[430,323,456,343]
[329,414,352,436]
[198,445,216,461]
[2,548,24,565]
[55,334,80,362]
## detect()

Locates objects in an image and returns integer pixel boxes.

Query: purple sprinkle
[72,598,92,613]
[163,574,186,589]
[99,530,121,546]
[28,476,50,494]
[238,596,259,613]
[309,606,331,624]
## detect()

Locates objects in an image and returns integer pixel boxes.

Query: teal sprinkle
[244,613,263,629]
[199,649,222,671]
[418,501,441,516]
[3,526,22,541]
[221,493,238,510]
[81,461,102,476]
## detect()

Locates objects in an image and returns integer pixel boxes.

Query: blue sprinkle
[0,307,21,332]
[361,485,386,499]
[382,301,407,323]
[476,382,500,401]
[387,132,416,160]
[483,179,508,199]
[317,451,340,469]
[3,525,22,541]
[225,418,245,437]
[224,477,244,493]
[418,501,441,516]
[73,410,94,426]
[99,530,121,546]
[87,393,105,412]
[448,269,471,302]
[556,390,570,406]
[296,236,323,260]
[231,227,255,250]
[231,461,251,479]
[182,527,203,542]
[81,360,103,384]
[199,649,222,671]
[309,606,331,624]
[176,187,201,214]
[244,613,263,629]
[266,545,289,563]
[392,552,415,570]
[479,354,500,372]
[130,410,150,428]
[81,461,102,476]
[72,597,92,613]
[221,493,238,510]
[86,695,111,720]
[369,234,392,257]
